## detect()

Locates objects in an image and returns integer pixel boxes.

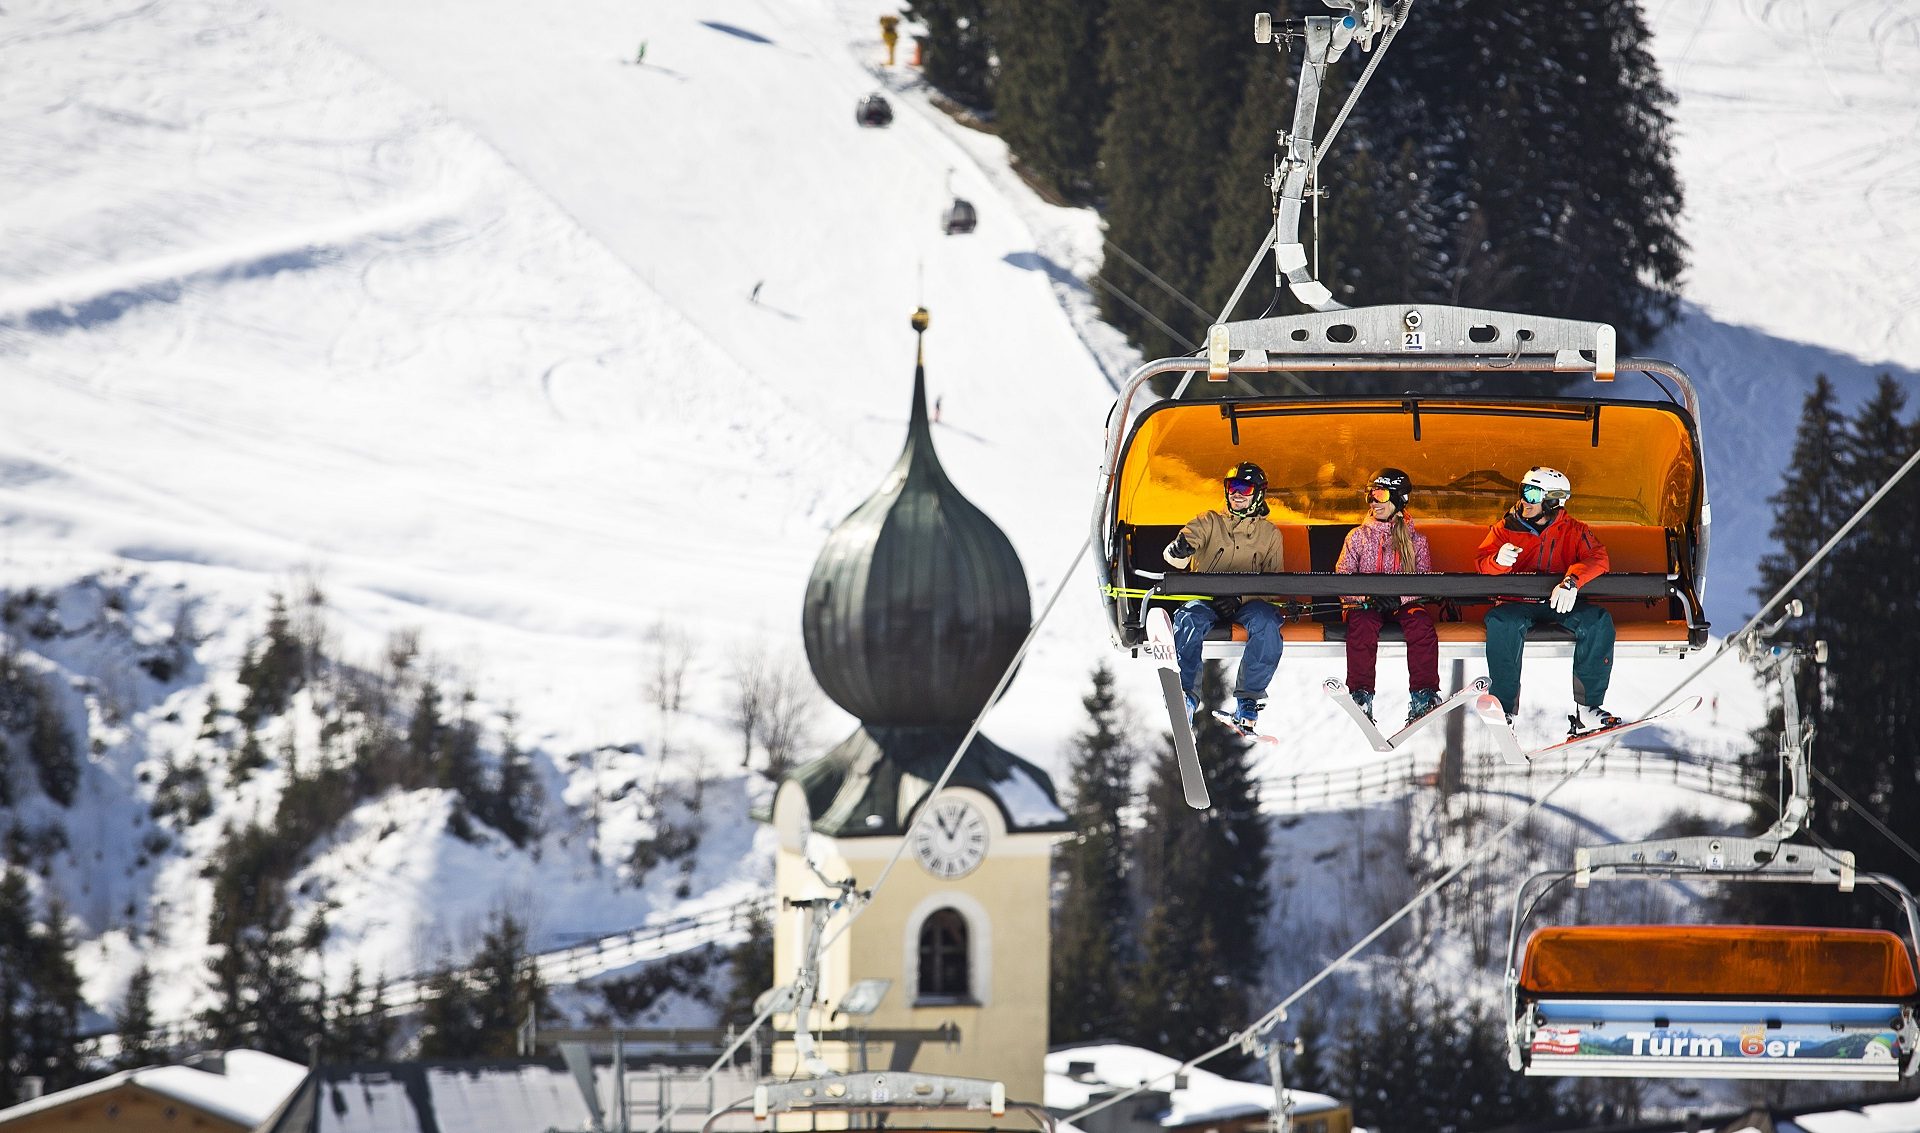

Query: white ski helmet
[1521,466,1572,508]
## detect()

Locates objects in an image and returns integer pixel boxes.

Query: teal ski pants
[1483,601,1615,716]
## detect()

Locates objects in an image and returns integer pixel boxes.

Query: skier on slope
[1474,466,1622,736]
[1162,461,1285,732]
[1335,468,1441,727]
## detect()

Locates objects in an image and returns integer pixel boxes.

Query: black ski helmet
[1367,467,1411,513]
[1224,461,1269,517]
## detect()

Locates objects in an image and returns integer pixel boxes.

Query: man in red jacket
[1474,466,1623,737]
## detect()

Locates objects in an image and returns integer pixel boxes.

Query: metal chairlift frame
[700,1070,1052,1133]
[1500,613,1920,1081]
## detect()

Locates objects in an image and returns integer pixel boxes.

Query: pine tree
[1050,663,1135,1043]
[1124,661,1267,1065]
[24,673,78,806]
[908,0,996,110]
[419,911,550,1057]
[1814,377,1920,922]
[415,963,481,1058]
[1286,1005,1330,1093]
[470,911,548,1054]
[487,713,541,848]
[1096,1,1262,359]
[114,963,159,1070]
[9,895,85,1093]
[0,868,30,1102]
[991,0,1108,201]
[1361,0,1684,348]
[238,592,306,723]
[1741,375,1920,930]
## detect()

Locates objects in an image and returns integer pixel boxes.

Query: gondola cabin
[1096,305,1711,660]
[1511,925,1920,1081]
[856,93,894,127]
[943,198,977,235]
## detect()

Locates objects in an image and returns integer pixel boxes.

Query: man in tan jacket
[1163,461,1285,730]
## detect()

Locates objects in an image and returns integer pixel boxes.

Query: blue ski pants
[1173,599,1283,706]
[1483,600,1615,716]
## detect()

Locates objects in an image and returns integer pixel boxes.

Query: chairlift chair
[1504,622,1920,1083]
[856,93,894,127]
[1504,849,1920,1082]
[1093,304,1712,664]
[942,197,977,235]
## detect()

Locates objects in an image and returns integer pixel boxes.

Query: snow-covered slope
[1,0,1914,1033]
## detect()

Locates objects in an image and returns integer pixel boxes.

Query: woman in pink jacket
[1335,468,1441,726]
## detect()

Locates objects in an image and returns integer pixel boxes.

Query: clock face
[910,798,989,880]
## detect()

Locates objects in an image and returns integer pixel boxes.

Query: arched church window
[917,908,970,999]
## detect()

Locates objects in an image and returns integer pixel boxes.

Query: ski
[1472,695,1531,765]
[1145,608,1210,809]
[1322,678,1392,752]
[1474,693,1705,764]
[1322,678,1489,752]
[1383,677,1490,748]
[1210,710,1279,747]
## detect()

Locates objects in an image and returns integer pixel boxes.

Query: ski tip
[1184,787,1212,810]
[1472,692,1508,722]
[1321,679,1344,694]
[1470,676,1491,692]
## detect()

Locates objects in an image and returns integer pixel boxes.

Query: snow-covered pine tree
[1050,662,1135,1043]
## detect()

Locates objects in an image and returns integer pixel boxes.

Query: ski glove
[1163,534,1195,570]
[1549,576,1579,613]
[1494,543,1521,568]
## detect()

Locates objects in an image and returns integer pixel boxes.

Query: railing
[1257,741,1758,813]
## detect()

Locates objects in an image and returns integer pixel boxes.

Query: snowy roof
[0,1050,306,1128]
[1044,1044,1339,1127]
[775,723,1070,837]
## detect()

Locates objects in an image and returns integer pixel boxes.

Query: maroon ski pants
[1344,604,1440,693]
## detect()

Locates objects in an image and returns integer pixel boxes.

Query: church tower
[766,309,1069,1105]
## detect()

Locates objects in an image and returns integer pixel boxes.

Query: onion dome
[802,309,1031,725]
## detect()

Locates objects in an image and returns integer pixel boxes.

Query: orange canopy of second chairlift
[1520,924,1920,1000]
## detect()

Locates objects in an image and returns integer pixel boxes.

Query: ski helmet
[1367,467,1411,513]
[1520,466,1572,509]
[1223,461,1269,517]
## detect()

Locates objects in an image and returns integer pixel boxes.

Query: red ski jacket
[1474,508,1610,589]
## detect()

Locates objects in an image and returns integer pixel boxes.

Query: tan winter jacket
[1164,509,1285,573]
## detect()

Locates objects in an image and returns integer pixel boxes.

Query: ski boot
[1405,687,1443,727]
[1568,704,1624,738]
[1183,691,1201,723]
[1230,697,1262,732]
[1349,687,1375,723]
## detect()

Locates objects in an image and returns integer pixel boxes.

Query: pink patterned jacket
[1335,516,1433,607]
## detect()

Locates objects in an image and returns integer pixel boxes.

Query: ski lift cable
[1093,275,1202,352]
[1066,441,1920,1127]
[1310,0,1416,177]
[1810,764,1920,871]
[1103,240,1218,324]
[638,537,1093,1133]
